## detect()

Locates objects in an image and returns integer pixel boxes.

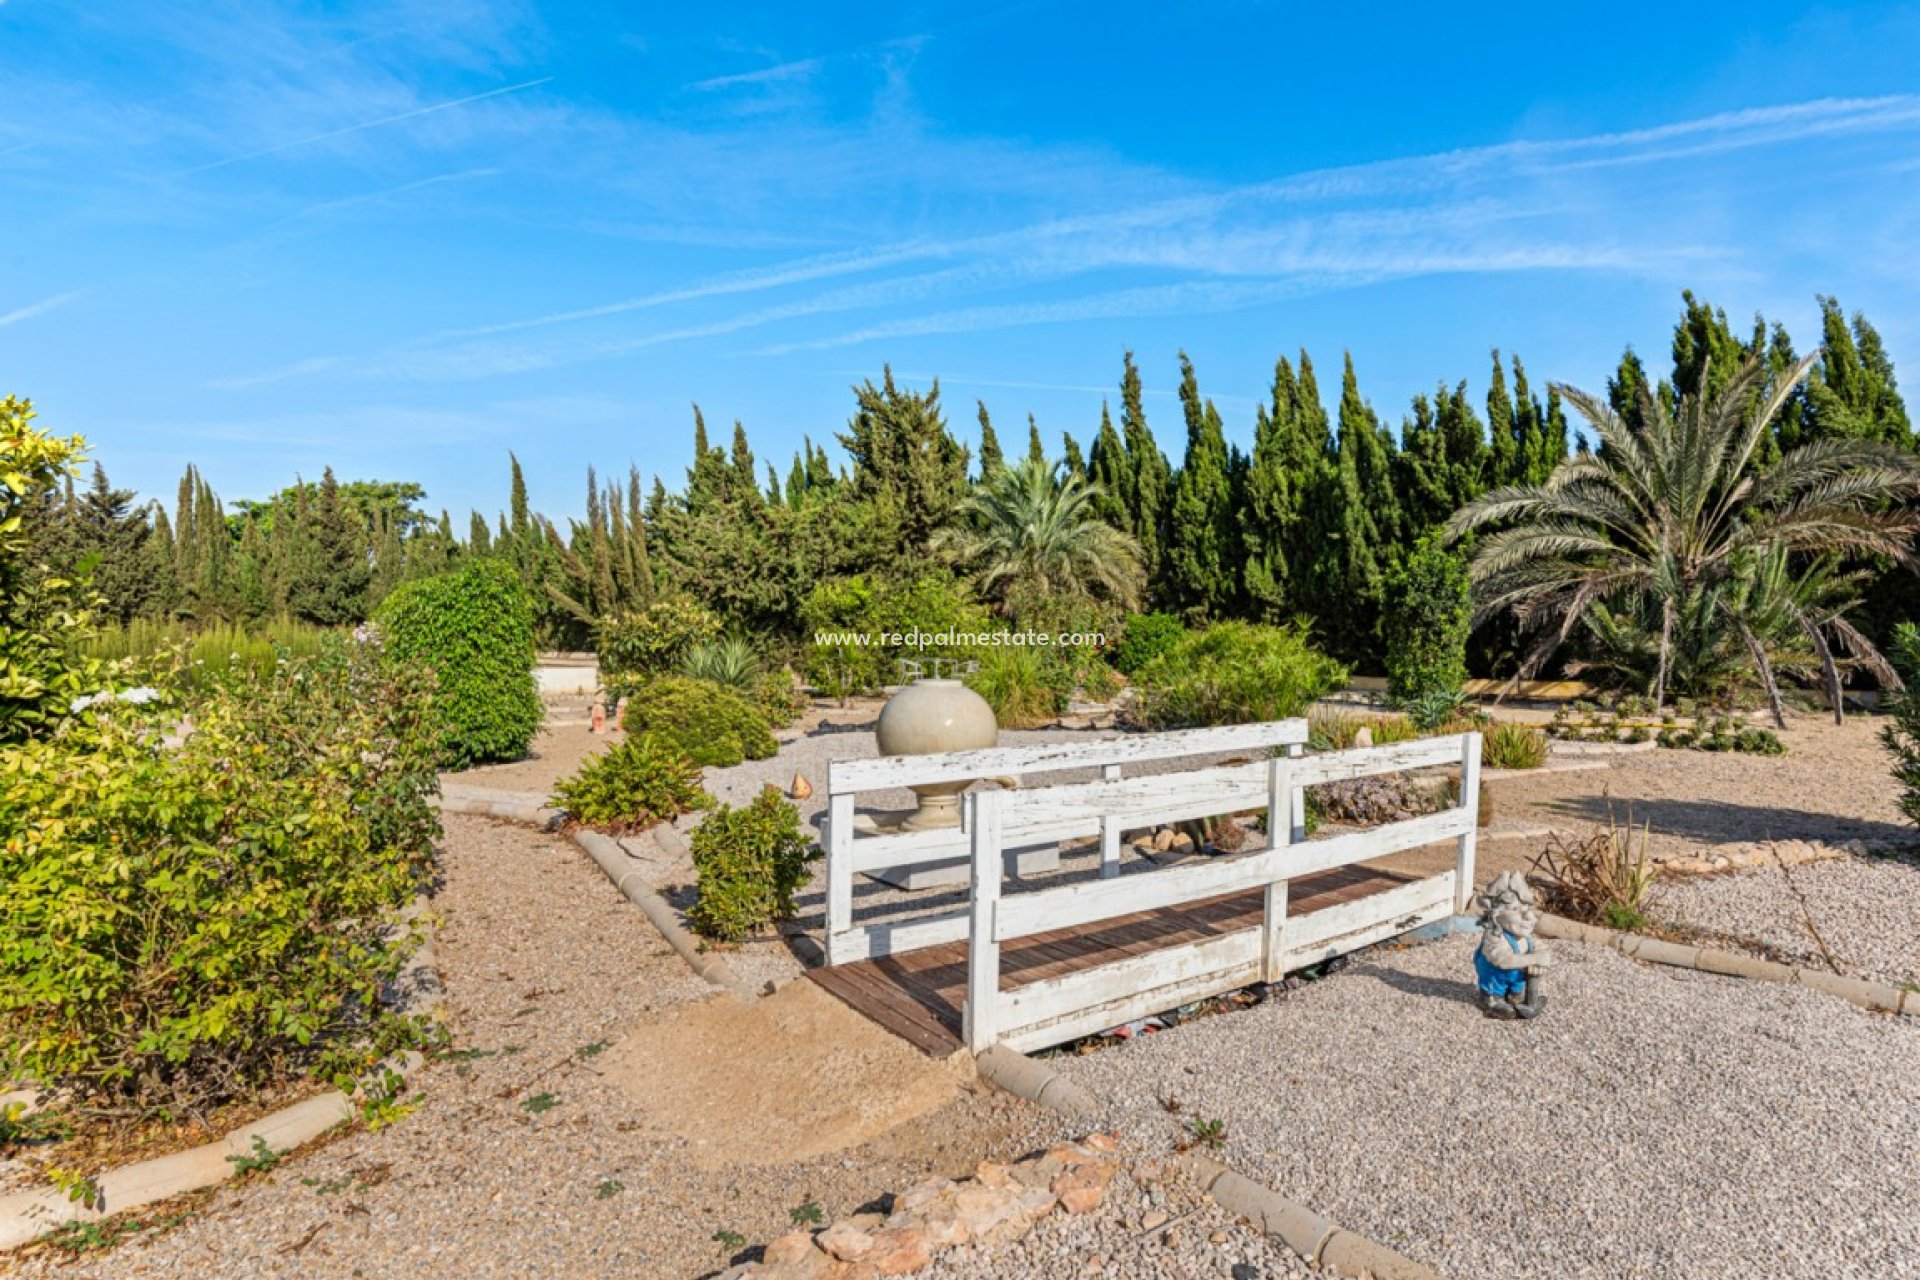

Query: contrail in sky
[178,77,554,175]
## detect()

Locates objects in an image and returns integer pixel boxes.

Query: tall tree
[1486,351,1518,487]
[976,402,1004,477]
[1086,402,1129,534]
[1165,353,1236,616]
[1117,351,1171,595]
[1025,415,1047,467]
[1797,295,1913,448]
[838,367,969,559]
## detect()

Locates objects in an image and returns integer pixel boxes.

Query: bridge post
[826,783,855,967]
[1262,751,1296,983]
[964,789,1004,1053]
[1454,732,1482,913]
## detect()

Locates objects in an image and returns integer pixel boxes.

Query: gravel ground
[1488,710,1911,860]
[9,816,1072,1280]
[1658,853,1920,988]
[1057,934,1920,1280]
[920,1147,1324,1280]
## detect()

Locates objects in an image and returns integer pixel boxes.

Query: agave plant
[1448,354,1920,724]
[680,637,758,689]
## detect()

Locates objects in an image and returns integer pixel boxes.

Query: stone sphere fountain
[874,677,998,830]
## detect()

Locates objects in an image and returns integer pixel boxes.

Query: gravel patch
[1658,854,1920,988]
[919,1146,1325,1280]
[1056,934,1920,1280]
[13,816,1070,1279]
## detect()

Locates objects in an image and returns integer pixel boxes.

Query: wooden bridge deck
[807,862,1416,1055]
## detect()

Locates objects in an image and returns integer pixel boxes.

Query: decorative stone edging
[0,934,444,1253]
[974,1045,1441,1279]
[1648,836,1863,876]
[1537,913,1918,1017]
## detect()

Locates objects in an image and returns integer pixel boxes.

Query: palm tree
[1446,354,1920,724]
[934,457,1145,613]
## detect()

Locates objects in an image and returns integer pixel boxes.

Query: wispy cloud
[0,290,83,328]
[176,76,554,175]
[686,57,824,93]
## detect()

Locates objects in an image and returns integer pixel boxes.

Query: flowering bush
[0,636,440,1116]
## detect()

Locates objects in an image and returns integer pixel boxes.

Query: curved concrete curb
[1186,1154,1442,1280]
[433,793,563,829]
[0,932,444,1253]
[567,829,760,1004]
[1538,913,1917,1017]
[974,1045,1438,1277]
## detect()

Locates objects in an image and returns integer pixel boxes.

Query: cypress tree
[1165,352,1235,617]
[1061,430,1086,481]
[1086,402,1129,533]
[1118,351,1171,594]
[976,402,1003,477]
[837,367,968,558]
[509,453,531,536]
[287,468,370,624]
[1801,296,1913,447]
[1025,415,1047,467]
[469,510,492,554]
[1486,351,1517,487]
[728,421,761,506]
[1242,355,1303,621]
[1533,378,1570,482]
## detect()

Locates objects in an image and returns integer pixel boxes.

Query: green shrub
[681,637,758,689]
[596,598,720,681]
[966,645,1071,728]
[798,573,991,701]
[1113,612,1186,676]
[621,675,776,768]
[687,789,816,942]
[2,398,104,745]
[754,667,809,729]
[551,737,712,834]
[0,636,439,1116]
[1383,540,1471,705]
[374,560,541,768]
[1483,722,1550,769]
[1135,622,1346,729]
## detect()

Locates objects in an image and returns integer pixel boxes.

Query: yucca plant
[1483,721,1550,770]
[681,637,758,689]
[1448,354,1920,725]
[1529,805,1661,931]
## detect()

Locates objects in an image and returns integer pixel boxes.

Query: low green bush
[0,637,439,1117]
[1884,622,1920,824]
[1134,622,1346,729]
[1483,721,1550,769]
[688,789,816,941]
[621,675,776,768]
[374,559,541,768]
[596,598,720,681]
[551,737,712,834]
[966,645,1072,728]
[754,667,809,729]
[1112,612,1186,676]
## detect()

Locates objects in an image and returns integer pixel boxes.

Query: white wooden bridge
[807,720,1482,1055]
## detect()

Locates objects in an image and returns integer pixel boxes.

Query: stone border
[974,1046,1442,1279]
[1537,913,1918,1017]
[0,936,443,1253]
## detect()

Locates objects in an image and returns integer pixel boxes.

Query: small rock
[1052,1160,1118,1214]
[790,771,813,800]
[1170,832,1196,854]
[1210,1231,1230,1244]
[1152,828,1176,852]
[862,1227,931,1275]
[817,1222,875,1262]
[952,1183,1029,1244]
[1232,1265,1264,1280]
[1353,725,1374,748]
[1141,1209,1169,1231]
[759,1232,834,1280]
[976,1160,1015,1189]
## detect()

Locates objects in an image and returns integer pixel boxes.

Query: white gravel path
[1658,854,1920,989]
[1056,934,1920,1280]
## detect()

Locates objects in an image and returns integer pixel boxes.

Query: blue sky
[4,1,1920,524]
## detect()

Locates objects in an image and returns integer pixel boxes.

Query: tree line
[27,291,1910,669]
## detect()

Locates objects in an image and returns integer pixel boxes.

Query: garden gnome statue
[1472,871,1553,1020]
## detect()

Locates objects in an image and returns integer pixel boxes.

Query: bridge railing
[822,721,1311,966]
[962,732,1482,1053]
